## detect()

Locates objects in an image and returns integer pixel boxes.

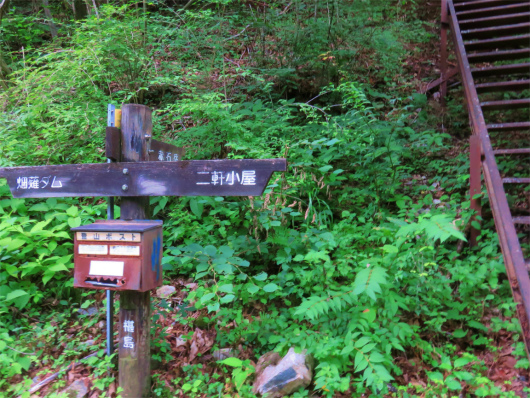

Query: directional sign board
[105,127,186,163]
[0,159,287,198]
[148,139,185,162]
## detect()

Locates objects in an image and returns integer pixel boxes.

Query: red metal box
[71,220,163,292]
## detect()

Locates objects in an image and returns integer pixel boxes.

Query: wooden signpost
[0,104,286,397]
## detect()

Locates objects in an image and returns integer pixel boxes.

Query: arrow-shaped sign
[148,139,185,162]
[0,159,286,198]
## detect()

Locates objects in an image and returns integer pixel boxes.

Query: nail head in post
[123,168,129,175]
[122,184,128,191]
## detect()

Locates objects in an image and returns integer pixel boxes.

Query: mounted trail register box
[71,220,163,292]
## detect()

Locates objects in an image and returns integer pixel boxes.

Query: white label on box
[76,232,141,242]
[79,244,108,255]
[110,245,140,256]
[89,261,124,276]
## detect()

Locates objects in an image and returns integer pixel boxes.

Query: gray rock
[185,282,198,291]
[156,285,176,298]
[433,199,441,205]
[213,348,237,361]
[77,307,98,316]
[253,348,313,398]
[60,379,88,398]
[255,351,281,377]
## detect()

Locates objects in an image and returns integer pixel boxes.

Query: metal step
[468,48,530,63]
[480,98,530,110]
[464,34,530,52]
[459,12,530,29]
[493,148,530,155]
[456,3,530,19]
[476,80,530,93]
[513,217,530,225]
[455,0,527,12]
[462,23,530,40]
[503,178,530,184]
[487,122,530,132]
[471,63,530,78]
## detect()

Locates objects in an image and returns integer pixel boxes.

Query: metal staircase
[439,0,530,358]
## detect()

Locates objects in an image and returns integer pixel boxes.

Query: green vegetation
[0,0,528,397]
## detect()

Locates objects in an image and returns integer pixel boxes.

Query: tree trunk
[0,0,10,25]
[0,0,12,86]
[42,0,58,38]
[73,0,87,20]
[90,0,99,19]
[0,52,11,76]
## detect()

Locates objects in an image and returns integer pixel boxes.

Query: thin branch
[25,351,99,395]
[224,24,251,42]
[6,345,36,355]
[279,1,292,15]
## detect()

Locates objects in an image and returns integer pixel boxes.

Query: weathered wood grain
[118,104,152,398]
[119,291,151,397]
[0,159,287,198]
[105,126,122,161]
[148,139,185,162]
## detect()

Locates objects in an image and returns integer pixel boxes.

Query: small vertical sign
[120,310,138,358]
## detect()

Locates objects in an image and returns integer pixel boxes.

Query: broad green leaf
[263,283,279,293]
[201,293,215,304]
[254,272,268,281]
[452,329,467,338]
[48,263,69,272]
[454,357,472,368]
[204,245,217,257]
[67,217,82,228]
[354,336,371,348]
[66,206,79,217]
[29,203,49,212]
[5,289,29,301]
[219,284,233,293]
[220,294,235,303]
[445,377,462,390]
[247,284,259,294]
[190,198,203,218]
[382,245,398,254]
[220,357,243,367]
[427,371,444,384]
[214,263,233,274]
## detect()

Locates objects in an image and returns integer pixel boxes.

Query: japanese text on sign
[16,176,62,189]
[123,320,135,349]
[196,170,256,186]
[76,232,142,242]
[157,151,179,162]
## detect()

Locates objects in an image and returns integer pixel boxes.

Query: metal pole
[106,104,116,357]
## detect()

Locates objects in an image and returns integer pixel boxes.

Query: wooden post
[469,134,482,246]
[118,104,152,398]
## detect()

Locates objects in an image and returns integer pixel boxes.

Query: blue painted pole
[106,104,116,357]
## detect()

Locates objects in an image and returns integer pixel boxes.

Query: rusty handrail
[446,0,530,358]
